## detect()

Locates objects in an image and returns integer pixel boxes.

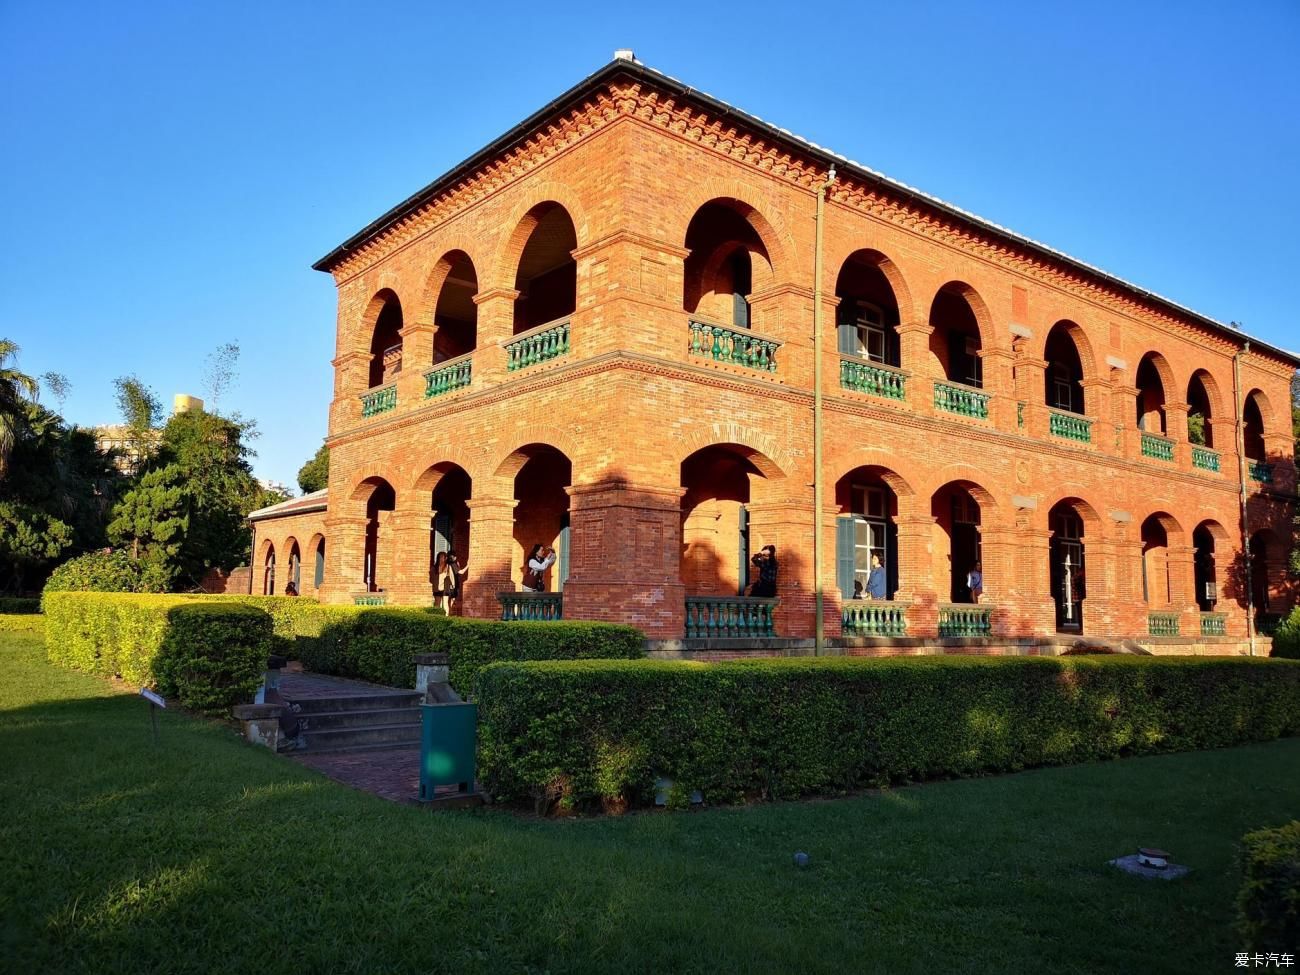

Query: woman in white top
[523,543,557,592]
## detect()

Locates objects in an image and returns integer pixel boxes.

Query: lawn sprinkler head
[793,852,810,868]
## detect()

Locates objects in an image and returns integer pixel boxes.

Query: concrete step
[287,692,422,714]
[295,706,421,732]
[294,741,422,757]
[298,722,422,752]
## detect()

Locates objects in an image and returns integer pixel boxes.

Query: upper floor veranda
[316,58,1298,495]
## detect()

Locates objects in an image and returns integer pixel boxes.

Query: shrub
[43,592,272,713]
[475,655,1300,811]
[154,603,272,715]
[195,595,325,657]
[1272,607,1300,659]
[293,607,643,695]
[1237,821,1300,950]
[0,614,43,634]
[0,597,39,614]
[41,550,167,599]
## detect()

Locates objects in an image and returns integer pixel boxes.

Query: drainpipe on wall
[1234,340,1255,656]
[813,165,837,656]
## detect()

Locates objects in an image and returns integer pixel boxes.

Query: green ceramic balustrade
[839,358,907,401]
[1191,446,1220,473]
[1248,459,1273,484]
[505,320,570,372]
[498,592,563,621]
[685,596,777,639]
[424,356,472,398]
[1148,612,1180,637]
[1048,409,1092,443]
[359,383,397,418]
[933,381,990,419]
[937,605,992,637]
[353,594,387,606]
[1200,613,1227,637]
[842,602,906,636]
[1140,432,1174,462]
[688,321,780,372]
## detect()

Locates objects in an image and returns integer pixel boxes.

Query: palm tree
[0,339,40,474]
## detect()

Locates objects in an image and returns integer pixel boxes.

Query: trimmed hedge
[294,607,643,695]
[0,597,39,614]
[1272,607,1300,659]
[0,614,43,633]
[195,595,326,655]
[1237,821,1300,950]
[476,655,1300,811]
[42,592,272,713]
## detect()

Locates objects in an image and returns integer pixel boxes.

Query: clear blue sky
[3,0,1297,489]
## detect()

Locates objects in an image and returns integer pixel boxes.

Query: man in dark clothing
[749,544,778,597]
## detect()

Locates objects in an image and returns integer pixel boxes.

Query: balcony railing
[1191,446,1220,473]
[938,604,992,637]
[685,596,777,639]
[1248,459,1273,484]
[354,594,387,606]
[424,353,472,398]
[1148,612,1180,637]
[1140,432,1174,462]
[506,319,570,372]
[498,592,563,621]
[1048,409,1092,444]
[1200,613,1227,637]
[688,320,780,372]
[842,601,906,637]
[359,383,397,418]
[839,357,907,401]
[933,380,989,419]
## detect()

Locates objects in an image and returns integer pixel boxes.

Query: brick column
[1015,357,1048,438]
[897,322,935,415]
[1164,399,1190,467]
[386,503,434,606]
[1263,433,1296,494]
[1166,543,1200,635]
[746,497,817,638]
[1082,536,1124,637]
[1016,524,1057,637]
[396,320,435,408]
[1208,417,1238,476]
[977,525,1017,636]
[1111,385,1140,460]
[561,481,686,639]
[979,348,1017,432]
[1080,378,1115,455]
[463,496,518,620]
[330,351,370,430]
[471,288,518,385]
[320,513,367,603]
[895,513,939,637]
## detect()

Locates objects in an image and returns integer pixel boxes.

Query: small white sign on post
[140,688,166,743]
[140,688,167,709]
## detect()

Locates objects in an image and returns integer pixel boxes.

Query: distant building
[94,393,203,474]
[258,478,294,498]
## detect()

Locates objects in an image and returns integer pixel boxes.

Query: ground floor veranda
[251,434,1294,653]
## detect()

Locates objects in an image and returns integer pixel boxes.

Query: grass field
[1,626,1295,974]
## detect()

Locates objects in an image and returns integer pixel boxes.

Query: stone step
[287,692,422,715]
[295,741,422,758]
[298,722,422,752]
[295,707,422,732]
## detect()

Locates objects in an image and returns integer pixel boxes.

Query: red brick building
[250,54,1298,655]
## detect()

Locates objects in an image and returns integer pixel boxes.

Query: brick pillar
[1209,417,1237,476]
[330,351,370,430]
[897,322,935,415]
[471,288,519,385]
[746,497,817,639]
[320,513,367,603]
[1016,524,1057,637]
[978,525,1017,636]
[1015,357,1049,438]
[1107,522,1146,637]
[819,503,846,638]
[1164,399,1190,468]
[1111,385,1140,460]
[895,513,939,637]
[979,347,1017,431]
[1083,536,1124,637]
[395,320,435,408]
[1166,543,1200,635]
[463,496,517,620]
[1081,377,1115,455]
[561,481,686,640]
[387,500,434,606]
[1263,433,1296,494]
[748,284,814,390]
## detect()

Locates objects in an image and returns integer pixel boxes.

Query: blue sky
[3,0,1297,488]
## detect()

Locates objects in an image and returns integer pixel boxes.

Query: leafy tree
[0,339,40,474]
[202,341,240,408]
[1187,412,1206,446]
[297,443,329,494]
[113,374,161,439]
[40,372,71,411]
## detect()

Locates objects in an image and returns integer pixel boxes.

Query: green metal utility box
[419,702,477,800]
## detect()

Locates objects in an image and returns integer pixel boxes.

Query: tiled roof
[248,489,328,522]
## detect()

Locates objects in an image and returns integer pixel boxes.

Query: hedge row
[0,614,43,633]
[43,592,271,714]
[1272,607,1300,659]
[476,655,1300,811]
[1237,820,1300,950]
[294,607,644,695]
[0,597,39,614]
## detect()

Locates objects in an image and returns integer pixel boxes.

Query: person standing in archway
[967,561,983,604]
[748,544,778,598]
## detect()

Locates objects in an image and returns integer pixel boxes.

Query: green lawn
[1,627,1295,975]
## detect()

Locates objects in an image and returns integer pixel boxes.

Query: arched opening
[513,204,577,334]
[262,543,276,596]
[931,482,986,603]
[367,290,404,389]
[432,251,478,362]
[1139,513,1178,606]
[511,446,572,592]
[309,534,326,590]
[1135,353,1168,434]
[286,539,301,594]
[1049,500,1089,632]
[1043,322,1086,414]
[927,284,984,387]
[424,464,473,605]
[355,477,396,593]
[835,467,902,602]
[1193,521,1225,612]
[683,200,774,328]
[834,250,902,368]
[680,445,770,597]
[1187,371,1216,447]
[1243,392,1267,461]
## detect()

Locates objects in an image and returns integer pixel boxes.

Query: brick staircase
[285,689,423,754]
